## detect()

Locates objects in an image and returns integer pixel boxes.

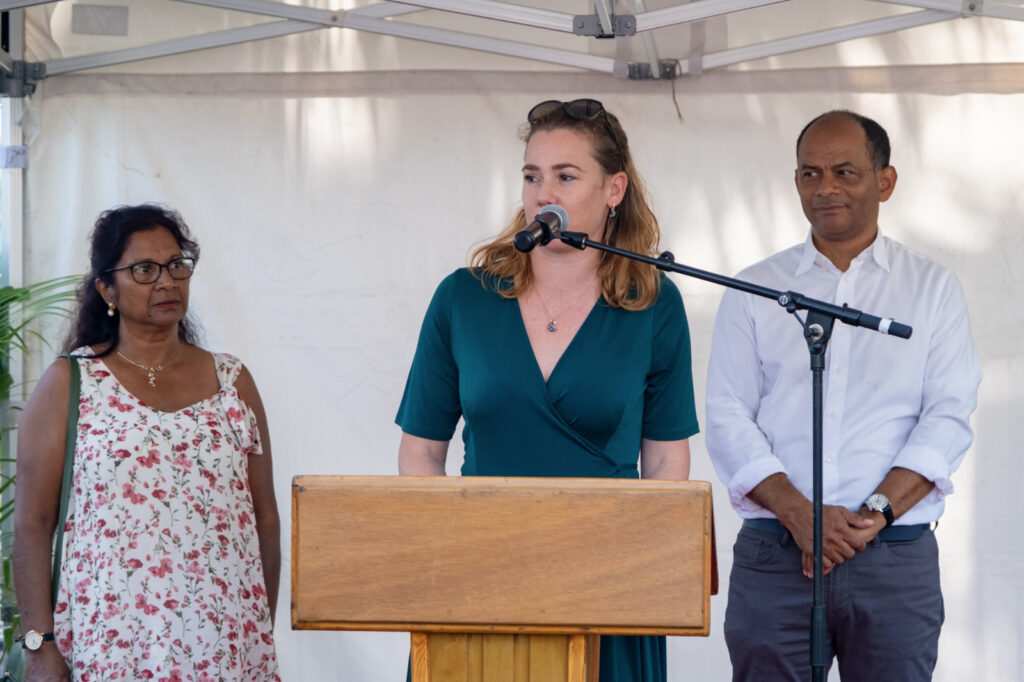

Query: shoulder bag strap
[50,355,80,609]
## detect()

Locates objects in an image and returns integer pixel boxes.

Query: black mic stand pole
[553,231,911,682]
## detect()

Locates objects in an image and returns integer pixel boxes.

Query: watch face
[24,630,42,650]
[866,494,889,511]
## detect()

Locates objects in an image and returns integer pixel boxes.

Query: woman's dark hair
[63,203,202,356]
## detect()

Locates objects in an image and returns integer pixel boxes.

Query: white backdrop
[13,3,1024,680]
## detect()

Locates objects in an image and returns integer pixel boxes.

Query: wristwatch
[22,629,55,651]
[865,493,895,528]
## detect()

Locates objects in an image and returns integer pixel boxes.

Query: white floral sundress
[55,349,280,682]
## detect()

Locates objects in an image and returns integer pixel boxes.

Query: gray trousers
[724,525,944,682]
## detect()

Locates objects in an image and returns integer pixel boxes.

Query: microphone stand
[553,230,911,682]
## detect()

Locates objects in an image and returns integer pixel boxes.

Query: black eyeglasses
[104,257,197,284]
[527,99,625,167]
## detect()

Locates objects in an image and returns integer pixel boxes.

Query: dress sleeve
[395,272,463,441]
[642,277,700,441]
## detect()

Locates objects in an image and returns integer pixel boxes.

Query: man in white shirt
[705,110,981,680]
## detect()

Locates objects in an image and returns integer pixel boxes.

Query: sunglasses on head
[527,99,625,168]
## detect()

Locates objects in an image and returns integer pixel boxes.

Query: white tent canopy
[2,2,1022,680]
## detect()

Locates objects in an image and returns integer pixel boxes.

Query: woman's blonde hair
[469,102,662,310]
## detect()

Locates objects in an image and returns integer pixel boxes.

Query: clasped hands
[788,504,883,578]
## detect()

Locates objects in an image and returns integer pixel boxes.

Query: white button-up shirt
[706,230,981,525]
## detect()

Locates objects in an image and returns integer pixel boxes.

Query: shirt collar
[794,227,890,276]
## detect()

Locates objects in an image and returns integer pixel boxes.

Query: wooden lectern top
[292,475,712,636]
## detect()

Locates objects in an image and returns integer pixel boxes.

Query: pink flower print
[103,602,121,619]
[186,560,205,578]
[148,557,174,578]
[174,451,193,469]
[262,632,274,646]
[93,369,110,377]
[152,489,167,501]
[125,558,143,571]
[243,620,258,636]
[201,469,217,486]
[113,449,131,460]
[138,449,161,467]
[164,599,180,610]
[105,629,118,640]
[121,482,147,504]
[237,511,253,528]
[107,395,134,413]
[134,593,159,616]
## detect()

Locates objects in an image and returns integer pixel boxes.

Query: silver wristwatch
[865,493,894,528]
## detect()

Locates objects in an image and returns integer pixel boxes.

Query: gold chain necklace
[534,282,598,333]
[116,345,182,388]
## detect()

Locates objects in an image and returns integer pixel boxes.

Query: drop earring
[107,301,116,318]
[609,205,617,218]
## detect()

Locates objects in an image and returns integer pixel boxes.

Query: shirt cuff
[891,445,955,499]
[727,456,788,512]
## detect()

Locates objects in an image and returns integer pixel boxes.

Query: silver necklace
[534,283,597,333]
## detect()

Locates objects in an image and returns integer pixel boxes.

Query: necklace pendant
[547,320,558,332]
[147,371,157,388]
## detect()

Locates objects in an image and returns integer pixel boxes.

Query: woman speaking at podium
[396,99,699,682]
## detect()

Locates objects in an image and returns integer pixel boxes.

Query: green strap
[51,355,79,610]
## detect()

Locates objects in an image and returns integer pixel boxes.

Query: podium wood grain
[292,475,712,636]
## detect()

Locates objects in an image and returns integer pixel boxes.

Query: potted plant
[0,275,78,677]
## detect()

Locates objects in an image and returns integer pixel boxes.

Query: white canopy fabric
[7,2,1024,680]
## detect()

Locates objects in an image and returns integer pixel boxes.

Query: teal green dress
[396,268,700,682]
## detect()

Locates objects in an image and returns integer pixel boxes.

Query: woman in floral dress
[14,204,280,681]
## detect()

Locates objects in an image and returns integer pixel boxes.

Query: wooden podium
[292,476,714,681]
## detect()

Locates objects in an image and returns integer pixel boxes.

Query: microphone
[513,205,569,252]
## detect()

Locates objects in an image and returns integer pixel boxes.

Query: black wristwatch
[21,629,55,651]
[865,493,894,528]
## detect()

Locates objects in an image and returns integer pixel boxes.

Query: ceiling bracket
[572,14,637,38]
[0,60,46,98]
[627,59,679,79]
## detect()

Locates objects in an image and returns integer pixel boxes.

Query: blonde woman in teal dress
[396,99,699,682]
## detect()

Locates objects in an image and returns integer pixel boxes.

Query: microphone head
[536,204,569,235]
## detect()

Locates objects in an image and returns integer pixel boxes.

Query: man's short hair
[796,110,891,171]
